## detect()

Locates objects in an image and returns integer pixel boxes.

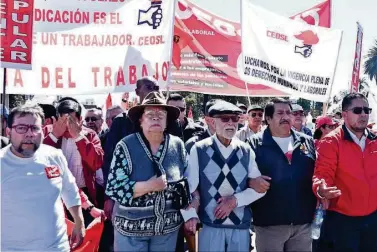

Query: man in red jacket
[43,97,104,226]
[313,93,377,251]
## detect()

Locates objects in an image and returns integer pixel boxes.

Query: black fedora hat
[128,92,180,123]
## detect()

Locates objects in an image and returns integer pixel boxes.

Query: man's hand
[318,179,341,199]
[52,116,68,138]
[68,115,83,139]
[104,199,115,220]
[70,221,85,250]
[148,175,167,192]
[90,207,106,220]
[184,218,198,236]
[214,196,237,219]
[248,176,271,193]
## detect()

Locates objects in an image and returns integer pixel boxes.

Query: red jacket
[313,125,377,216]
[43,125,104,205]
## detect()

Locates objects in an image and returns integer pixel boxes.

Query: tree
[359,77,369,95]
[364,39,377,85]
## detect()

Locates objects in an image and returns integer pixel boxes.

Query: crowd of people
[1,76,377,252]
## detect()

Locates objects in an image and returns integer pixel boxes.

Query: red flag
[170,0,331,96]
[105,94,112,110]
[188,106,193,119]
[66,218,104,252]
[350,22,363,93]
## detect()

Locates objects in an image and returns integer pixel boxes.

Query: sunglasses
[346,107,372,115]
[251,112,263,118]
[11,124,42,134]
[85,117,99,122]
[177,107,186,112]
[292,111,305,116]
[215,116,240,123]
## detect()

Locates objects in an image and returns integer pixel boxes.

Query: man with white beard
[183,100,265,252]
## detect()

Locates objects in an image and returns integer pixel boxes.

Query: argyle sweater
[196,137,252,229]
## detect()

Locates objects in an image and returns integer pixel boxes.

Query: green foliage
[9,95,26,108]
[364,39,377,85]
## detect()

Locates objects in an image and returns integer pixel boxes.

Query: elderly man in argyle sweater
[182,100,265,252]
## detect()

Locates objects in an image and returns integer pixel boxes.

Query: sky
[68,0,377,106]
[192,0,377,95]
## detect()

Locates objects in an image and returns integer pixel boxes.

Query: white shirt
[236,125,258,142]
[345,126,367,151]
[272,135,294,162]
[184,135,265,218]
[49,132,86,188]
[1,144,81,251]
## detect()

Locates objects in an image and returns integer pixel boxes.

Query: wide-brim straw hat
[128,91,180,123]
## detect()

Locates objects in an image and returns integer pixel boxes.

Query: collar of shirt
[213,134,238,159]
[246,125,258,135]
[205,127,212,136]
[292,125,303,132]
[345,126,367,150]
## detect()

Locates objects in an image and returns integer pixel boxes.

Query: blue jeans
[114,229,179,252]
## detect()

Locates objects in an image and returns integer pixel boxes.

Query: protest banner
[350,22,363,93]
[1,0,35,70]
[0,0,175,95]
[241,0,342,102]
[168,0,331,96]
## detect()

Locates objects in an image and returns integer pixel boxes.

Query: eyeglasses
[11,124,42,134]
[177,107,186,112]
[215,116,240,123]
[85,117,99,122]
[251,112,263,118]
[292,111,305,117]
[346,107,372,115]
[144,111,167,119]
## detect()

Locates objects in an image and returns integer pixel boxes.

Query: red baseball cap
[315,116,338,130]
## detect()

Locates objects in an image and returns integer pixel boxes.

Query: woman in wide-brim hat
[105,92,190,251]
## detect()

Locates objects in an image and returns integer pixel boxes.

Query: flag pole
[166,0,178,98]
[323,0,333,115]
[2,68,7,136]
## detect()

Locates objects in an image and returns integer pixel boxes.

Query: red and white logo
[45,166,61,179]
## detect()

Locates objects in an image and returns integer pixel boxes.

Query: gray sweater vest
[196,137,252,229]
[113,133,187,237]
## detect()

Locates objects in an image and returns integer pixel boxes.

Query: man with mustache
[314,93,377,251]
[183,100,265,252]
[1,104,85,251]
[247,98,316,252]
[291,104,312,136]
[236,105,264,142]
[185,99,218,153]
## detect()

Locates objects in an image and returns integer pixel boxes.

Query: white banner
[241,0,342,102]
[1,0,176,95]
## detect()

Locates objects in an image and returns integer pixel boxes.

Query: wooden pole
[1,68,7,136]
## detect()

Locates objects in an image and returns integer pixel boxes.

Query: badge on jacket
[45,166,61,179]
[300,144,309,154]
